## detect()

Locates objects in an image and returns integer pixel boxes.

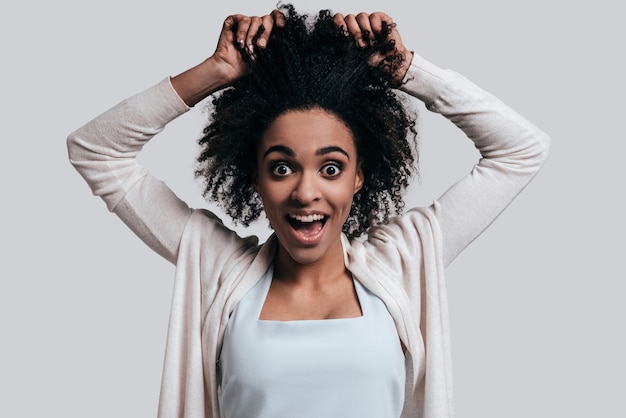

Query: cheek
[256,179,286,211]
[326,182,357,208]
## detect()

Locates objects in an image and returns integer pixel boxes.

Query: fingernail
[258,38,267,48]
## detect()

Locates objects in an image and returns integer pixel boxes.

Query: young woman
[67,5,549,417]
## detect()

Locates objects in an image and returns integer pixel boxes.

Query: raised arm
[401,55,550,266]
[67,10,286,264]
[335,12,550,267]
[171,9,285,106]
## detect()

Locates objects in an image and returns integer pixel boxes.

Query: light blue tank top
[218,268,406,418]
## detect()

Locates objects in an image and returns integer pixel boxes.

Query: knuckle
[373,12,388,24]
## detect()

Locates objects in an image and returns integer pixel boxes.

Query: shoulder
[345,207,443,278]
[171,209,265,271]
[367,207,441,255]
[182,209,262,251]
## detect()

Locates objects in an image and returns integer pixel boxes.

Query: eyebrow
[263,145,295,159]
[262,145,350,159]
[317,146,350,159]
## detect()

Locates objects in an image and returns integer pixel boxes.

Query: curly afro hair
[195,4,418,239]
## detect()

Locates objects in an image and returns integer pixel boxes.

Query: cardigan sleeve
[67,78,195,264]
[400,54,551,267]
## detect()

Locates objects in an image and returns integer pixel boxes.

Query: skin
[171,10,411,106]
[170,9,412,320]
[255,108,364,320]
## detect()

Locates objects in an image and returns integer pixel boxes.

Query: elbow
[534,129,551,171]
[66,128,95,172]
[66,134,80,174]
[66,129,83,169]
[502,128,551,176]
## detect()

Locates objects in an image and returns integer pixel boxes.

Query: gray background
[2,0,623,416]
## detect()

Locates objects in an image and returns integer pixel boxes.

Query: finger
[221,15,237,44]
[372,12,404,49]
[232,15,252,48]
[332,13,348,33]
[270,9,286,28]
[356,12,374,44]
[343,14,368,48]
[254,14,273,48]
[256,9,286,48]
[373,13,408,55]
[245,16,264,53]
[368,12,391,36]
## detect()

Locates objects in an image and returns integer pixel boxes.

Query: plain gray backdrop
[2,0,623,416]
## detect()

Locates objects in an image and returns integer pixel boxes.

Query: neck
[274,238,347,287]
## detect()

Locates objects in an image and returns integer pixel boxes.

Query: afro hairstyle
[195,3,418,239]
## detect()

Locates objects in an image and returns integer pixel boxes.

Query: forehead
[260,108,356,154]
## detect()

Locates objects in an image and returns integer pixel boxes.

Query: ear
[353,165,364,194]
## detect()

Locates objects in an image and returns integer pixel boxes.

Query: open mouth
[287,213,328,236]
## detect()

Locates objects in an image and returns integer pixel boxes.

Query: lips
[287,213,327,242]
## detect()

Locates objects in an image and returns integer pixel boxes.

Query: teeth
[289,214,325,223]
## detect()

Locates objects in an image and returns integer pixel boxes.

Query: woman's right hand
[172,10,285,107]
[212,10,286,83]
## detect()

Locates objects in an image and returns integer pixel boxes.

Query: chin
[283,246,327,266]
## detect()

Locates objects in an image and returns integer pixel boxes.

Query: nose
[290,172,321,204]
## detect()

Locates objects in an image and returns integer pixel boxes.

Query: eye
[321,163,342,177]
[271,163,294,176]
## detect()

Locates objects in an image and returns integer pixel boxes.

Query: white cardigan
[67,54,550,417]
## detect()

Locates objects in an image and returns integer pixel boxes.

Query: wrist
[171,57,236,107]
[393,50,414,86]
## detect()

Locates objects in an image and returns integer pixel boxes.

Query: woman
[67,4,549,418]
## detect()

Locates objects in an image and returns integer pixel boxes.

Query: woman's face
[255,108,363,266]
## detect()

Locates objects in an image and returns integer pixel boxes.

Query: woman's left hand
[333,12,413,85]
